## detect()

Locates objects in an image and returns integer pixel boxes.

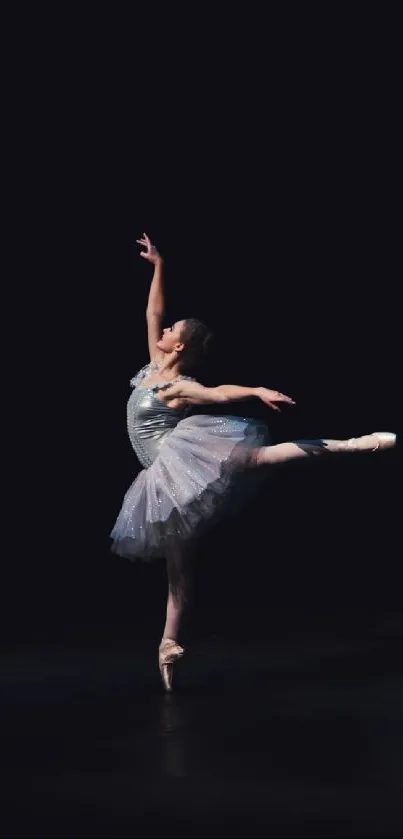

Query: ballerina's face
[156,320,186,354]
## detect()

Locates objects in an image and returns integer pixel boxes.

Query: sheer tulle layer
[110,413,269,559]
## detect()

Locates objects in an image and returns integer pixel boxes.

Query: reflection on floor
[2,618,403,837]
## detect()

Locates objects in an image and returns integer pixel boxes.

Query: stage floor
[2,615,403,837]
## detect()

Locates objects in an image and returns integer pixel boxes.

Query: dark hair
[178,318,213,374]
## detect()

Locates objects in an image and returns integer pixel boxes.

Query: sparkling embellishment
[111,361,269,559]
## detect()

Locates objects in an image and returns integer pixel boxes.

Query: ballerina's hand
[256,387,296,412]
[136,232,161,264]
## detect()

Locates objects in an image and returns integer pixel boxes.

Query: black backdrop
[8,11,401,648]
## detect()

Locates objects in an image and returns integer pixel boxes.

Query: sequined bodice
[127,362,193,468]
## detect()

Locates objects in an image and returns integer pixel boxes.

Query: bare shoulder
[164,379,223,406]
[131,360,162,389]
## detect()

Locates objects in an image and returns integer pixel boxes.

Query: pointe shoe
[158,638,184,692]
[345,432,396,453]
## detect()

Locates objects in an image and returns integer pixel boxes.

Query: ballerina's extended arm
[164,379,296,412]
[136,232,165,363]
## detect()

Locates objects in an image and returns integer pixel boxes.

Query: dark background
[7,8,401,652]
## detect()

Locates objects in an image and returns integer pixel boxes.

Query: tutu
[110,363,270,559]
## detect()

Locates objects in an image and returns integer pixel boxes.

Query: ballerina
[111,233,396,691]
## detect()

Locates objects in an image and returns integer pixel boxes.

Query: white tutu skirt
[110,413,270,559]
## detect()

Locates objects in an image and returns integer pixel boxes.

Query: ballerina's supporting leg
[250,432,396,468]
[162,543,193,641]
[159,542,193,692]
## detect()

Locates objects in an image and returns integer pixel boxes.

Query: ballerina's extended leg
[250,431,396,468]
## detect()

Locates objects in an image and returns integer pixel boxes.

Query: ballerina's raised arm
[136,232,165,363]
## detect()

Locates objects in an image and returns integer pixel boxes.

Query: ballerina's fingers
[277,392,296,405]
